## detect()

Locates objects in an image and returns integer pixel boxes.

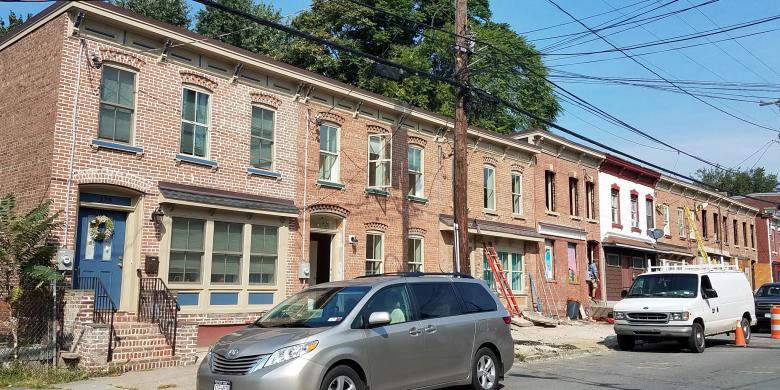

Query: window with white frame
[585,181,595,219]
[483,251,524,292]
[483,166,496,210]
[630,194,639,228]
[662,204,670,235]
[98,66,135,143]
[366,233,384,275]
[611,189,620,225]
[569,178,579,216]
[678,208,685,238]
[180,88,210,158]
[632,256,645,269]
[211,222,243,284]
[646,198,655,230]
[249,225,278,284]
[510,253,524,292]
[408,146,424,197]
[544,240,555,280]
[545,171,556,212]
[408,237,423,272]
[318,124,340,182]
[511,173,522,214]
[250,106,275,170]
[368,134,391,188]
[169,218,205,283]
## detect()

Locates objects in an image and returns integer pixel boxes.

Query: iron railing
[138,277,180,355]
[76,276,117,362]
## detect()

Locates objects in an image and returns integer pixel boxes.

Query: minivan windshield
[255,286,370,328]
[627,273,698,298]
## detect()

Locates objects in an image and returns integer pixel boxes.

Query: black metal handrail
[138,277,180,355]
[76,276,117,362]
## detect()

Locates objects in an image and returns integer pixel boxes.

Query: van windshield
[627,274,698,298]
[255,286,370,328]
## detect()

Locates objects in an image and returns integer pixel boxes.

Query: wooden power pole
[453,0,470,273]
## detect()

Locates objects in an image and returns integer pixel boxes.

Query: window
[585,182,595,219]
[750,224,755,248]
[569,178,579,216]
[483,251,524,292]
[455,282,497,313]
[211,222,242,284]
[408,237,423,272]
[249,225,277,285]
[511,173,522,214]
[545,171,556,212]
[723,216,728,244]
[606,253,620,267]
[368,134,391,188]
[662,205,670,236]
[408,146,423,197]
[646,199,655,230]
[677,208,685,238]
[483,166,496,210]
[510,253,524,291]
[630,194,639,228]
[567,243,578,284]
[544,240,555,280]
[180,88,210,158]
[611,189,621,225]
[484,251,507,291]
[98,66,135,143]
[360,285,413,325]
[689,210,696,239]
[168,218,205,283]
[743,222,748,247]
[319,124,340,182]
[250,107,274,170]
[713,213,720,241]
[365,233,384,275]
[632,256,645,270]
[701,210,708,238]
[734,219,739,245]
[409,283,463,319]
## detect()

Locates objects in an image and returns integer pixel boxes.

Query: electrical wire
[518,0,655,35]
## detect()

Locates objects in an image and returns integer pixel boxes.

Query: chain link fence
[0,280,65,365]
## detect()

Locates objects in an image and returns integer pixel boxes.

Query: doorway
[75,208,127,306]
[310,233,333,284]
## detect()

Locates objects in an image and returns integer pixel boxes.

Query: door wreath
[88,215,114,242]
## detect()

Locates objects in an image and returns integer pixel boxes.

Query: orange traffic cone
[735,320,747,347]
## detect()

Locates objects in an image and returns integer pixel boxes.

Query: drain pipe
[63,39,86,249]
[300,108,312,287]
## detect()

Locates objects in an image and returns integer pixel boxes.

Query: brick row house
[732,193,780,286]
[0,1,770,371]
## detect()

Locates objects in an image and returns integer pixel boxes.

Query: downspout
[300,108,311,287]
[64,39,86,249]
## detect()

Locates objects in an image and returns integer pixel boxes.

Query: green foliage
[694,167,779,195]
[0,11,31,38]
[110,0,191,28]
[195,0,288,59]
[0,363,89,388]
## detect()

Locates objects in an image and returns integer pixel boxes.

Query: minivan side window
[455,282,497,313]
[410,283,463,319]
[357,284,413,327]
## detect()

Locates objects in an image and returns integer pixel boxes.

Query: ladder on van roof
[483,242,522,317]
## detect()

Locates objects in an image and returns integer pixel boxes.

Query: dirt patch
[511,321,617,362]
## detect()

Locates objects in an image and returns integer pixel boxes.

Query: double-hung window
[211,222,242,284]
[180,88,210,158]
[713,213,720,241]
[662,205,670,236]
[678,208,685,238]
[630,194,639,229]
[701,211,708,238]
[408,146,424,197]
[483,166,496,210]
[250,225,277,284]
[545,171,556,212]
[169,218,205,283]
[611,189,620,226]
[319,124,340,182]
[368,134,391,188]
[250,107,274,170]
[734,220,739,245]
[646,199,655,230]
[98,66,136,143]
[366,233,384,275]
[585,182,595,219]
[569,178,579,216]
[511,173,522,214]
[408,237,423,272]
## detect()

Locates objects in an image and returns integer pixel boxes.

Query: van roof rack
[648,263,740,273]
[355,272,474,279]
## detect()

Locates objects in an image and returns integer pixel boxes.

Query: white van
[612,264,756,353]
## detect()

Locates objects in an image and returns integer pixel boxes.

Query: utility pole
[453,0,471,274]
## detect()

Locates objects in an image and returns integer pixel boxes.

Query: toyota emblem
[226,348,239,359]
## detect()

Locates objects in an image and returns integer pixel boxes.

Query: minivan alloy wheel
[477,355,496,389]
[327,376,356,390]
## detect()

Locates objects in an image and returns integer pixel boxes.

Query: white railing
[649,263,740,273]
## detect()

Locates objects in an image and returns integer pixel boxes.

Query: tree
[694,167,779,195]
[195,0,288,59]
[110,0,191,28]
[0,11,30,38]
[0,195,61,360]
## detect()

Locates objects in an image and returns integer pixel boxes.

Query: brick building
[732,193,780,285]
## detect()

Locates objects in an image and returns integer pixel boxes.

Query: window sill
[91,138,144,156]
[546,211,560,217]
[365,187,390,197]
[175,154,218,169]
[512,214,526,221]
[586,218,598,224]
[612,223,623,229]
[631,227,641,233]
[484,209,499,216]
[544,279,557,283]
[247,167,282,179]
[570,216,582,221]
[317,180,345,189]
[408,195,428,204]
[665,234,672,239]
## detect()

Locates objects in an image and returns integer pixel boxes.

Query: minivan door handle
[424,325,437,334]
[409,327,422,336]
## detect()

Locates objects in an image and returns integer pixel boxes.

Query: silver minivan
[196,273,514,390]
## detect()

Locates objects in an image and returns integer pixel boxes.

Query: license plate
[765,313,772,319]
[214,380,231,390]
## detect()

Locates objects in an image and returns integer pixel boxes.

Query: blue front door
[76,208,127,306]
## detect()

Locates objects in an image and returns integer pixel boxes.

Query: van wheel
[741,317,751,345]
[688,323,705,353]
[320,365,365,390]
[617,335,635,351]
[471,347,499,390]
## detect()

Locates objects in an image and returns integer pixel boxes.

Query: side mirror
[620,289,628,298]
[703,288,718,299]
[367,311,391,327]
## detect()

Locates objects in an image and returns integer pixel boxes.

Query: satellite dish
[649,229,665,239]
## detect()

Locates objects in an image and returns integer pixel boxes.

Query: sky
[2,0,779,180]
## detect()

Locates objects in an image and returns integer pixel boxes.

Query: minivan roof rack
[355,272,474,279]
[648,263,740,273]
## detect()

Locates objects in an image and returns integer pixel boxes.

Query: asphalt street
[499,332,780,390]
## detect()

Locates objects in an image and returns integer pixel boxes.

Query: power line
[518,0,655,35]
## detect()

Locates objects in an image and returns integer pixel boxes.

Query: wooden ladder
[483,242,522,317]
